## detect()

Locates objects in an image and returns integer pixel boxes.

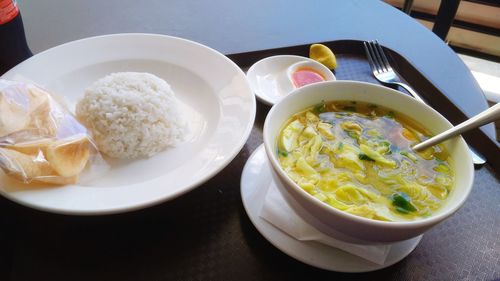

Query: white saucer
[246,55,335,106]
[240,144,422,272]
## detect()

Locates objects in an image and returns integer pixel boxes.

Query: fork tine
[369,40,387,72]
[365,41,382,73]
[374,40,391,71]
[363,42,378,73]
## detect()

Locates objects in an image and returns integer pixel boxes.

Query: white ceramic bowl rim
[246,55,336,106]
[263,80,474,228]
[0,33,257,215]
[247,55,315,71]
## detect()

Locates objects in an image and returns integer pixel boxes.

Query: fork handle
[394,82,426,104]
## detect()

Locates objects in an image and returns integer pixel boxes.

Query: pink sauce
[291,67,325,88]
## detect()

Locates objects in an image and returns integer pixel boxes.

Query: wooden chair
[402,0,462,40]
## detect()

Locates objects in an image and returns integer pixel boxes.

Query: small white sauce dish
[286,60,335,88]
[246,55,335,106]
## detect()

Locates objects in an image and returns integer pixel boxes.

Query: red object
[0,0,18,25]
[0,0,32,74]
[291,67,325,88]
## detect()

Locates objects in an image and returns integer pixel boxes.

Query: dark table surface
[1,0,499,280]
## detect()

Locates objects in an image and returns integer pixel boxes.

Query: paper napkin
[259,181,392,265]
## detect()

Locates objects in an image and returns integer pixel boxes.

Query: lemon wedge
[46,136,90,177]
[309,44,337,70]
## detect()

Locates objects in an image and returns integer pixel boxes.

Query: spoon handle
[413,103,500,151]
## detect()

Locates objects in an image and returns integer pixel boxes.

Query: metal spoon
[413,103,500,151]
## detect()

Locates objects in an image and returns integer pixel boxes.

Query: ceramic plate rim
[1,33,256,215]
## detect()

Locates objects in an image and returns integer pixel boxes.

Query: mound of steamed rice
[76,72,186,159]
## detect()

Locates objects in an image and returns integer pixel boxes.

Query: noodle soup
[277,100,454,222]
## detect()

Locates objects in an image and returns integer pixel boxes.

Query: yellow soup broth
[277,101,454,221]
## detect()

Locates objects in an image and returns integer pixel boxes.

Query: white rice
[76,72,186,159]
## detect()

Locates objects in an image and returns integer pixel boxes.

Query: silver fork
[363,40,486,166]
[364,40,425,103]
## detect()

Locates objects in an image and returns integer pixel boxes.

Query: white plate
[246,55,335,106]
[240,144,422,272]
[1,33,256,215]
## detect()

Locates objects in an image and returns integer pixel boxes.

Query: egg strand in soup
[277,101,454,222]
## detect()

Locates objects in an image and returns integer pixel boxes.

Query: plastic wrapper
[0,79,107,185]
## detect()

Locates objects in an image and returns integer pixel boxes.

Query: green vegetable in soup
[278,149,288,157]
[358,153,375,162]
[343,106,356,112]
[400,151,418,163]
[277,100,454,222]
[385,111,395,119]
[359,144,396,168]
[313,101,326,114]
[390,192,417,213]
